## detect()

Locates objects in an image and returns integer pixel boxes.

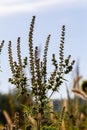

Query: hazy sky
[0,0,87,99]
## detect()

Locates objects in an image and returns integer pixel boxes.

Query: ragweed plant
[8,38,28,96]
[8,16,75,130]
[0,40,4,54]
[0,40,4,71]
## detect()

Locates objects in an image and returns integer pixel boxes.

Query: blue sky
[0,0,87,99]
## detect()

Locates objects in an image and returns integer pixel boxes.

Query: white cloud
[0,0,87,16]
[0,0,22,4]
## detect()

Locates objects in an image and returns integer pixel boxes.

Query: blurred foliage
[0,88,87,130]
